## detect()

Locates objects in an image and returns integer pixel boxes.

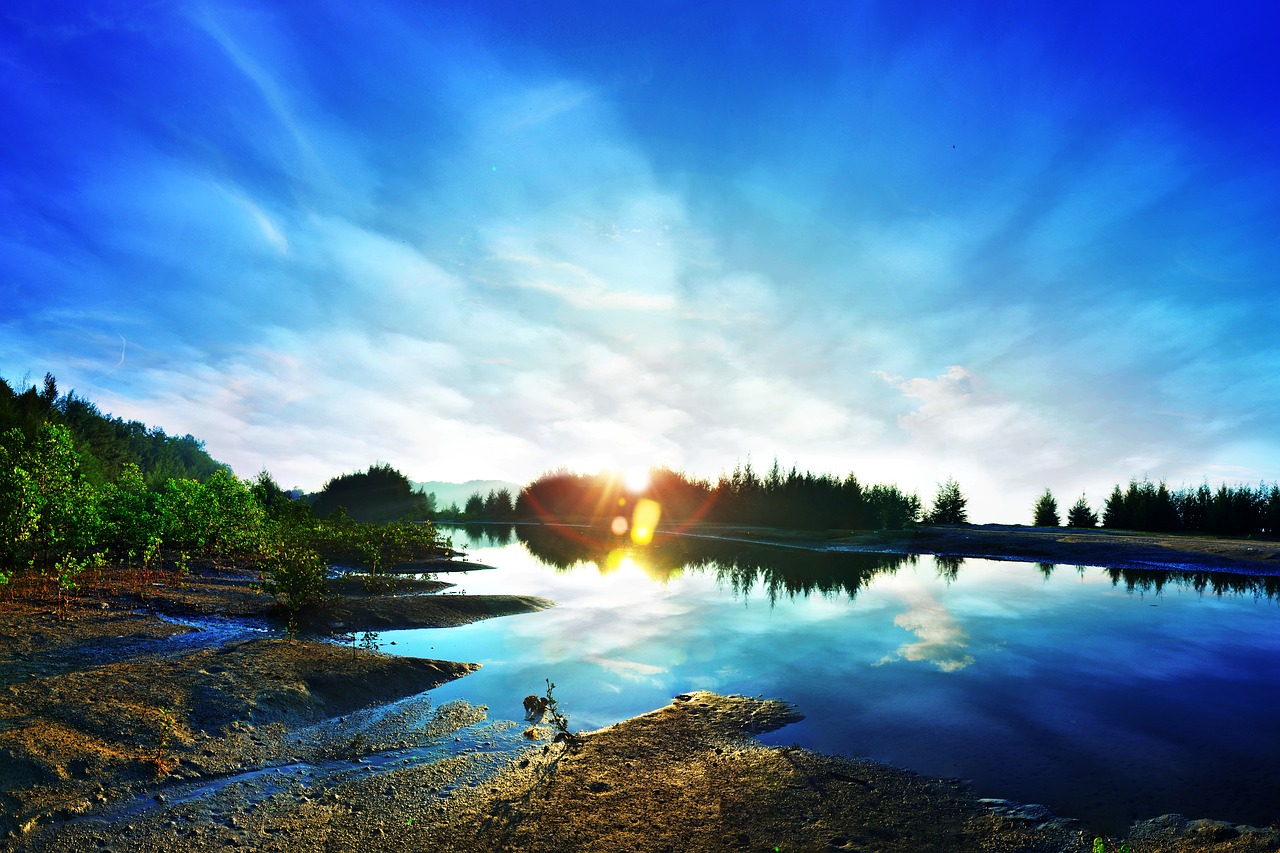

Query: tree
[1033,489,1060,527]
[1102,485,1128,529]
[1065,494,1098,528]
[311,464,429,522]
[865,484,921,530]
[925,477,968,525]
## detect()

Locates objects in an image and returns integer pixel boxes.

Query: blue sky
[2,1,1278,522]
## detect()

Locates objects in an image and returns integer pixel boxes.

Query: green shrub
[259,539,330,615]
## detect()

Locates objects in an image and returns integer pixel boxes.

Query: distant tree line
[1033,480,1280,536]
[433,488,518,522]
[513,461,925,531]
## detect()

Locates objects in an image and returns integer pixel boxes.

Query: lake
[377,524,1280,834]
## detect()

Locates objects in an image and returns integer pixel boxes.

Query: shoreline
[5,529,1280,850]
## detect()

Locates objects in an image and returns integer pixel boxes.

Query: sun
[621,466,650,493]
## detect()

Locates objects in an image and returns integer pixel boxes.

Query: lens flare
[630,498,661,545]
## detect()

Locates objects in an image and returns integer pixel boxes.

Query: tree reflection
[1105,566,1280,599]
[448,523,515,547]
[514,524,917,604]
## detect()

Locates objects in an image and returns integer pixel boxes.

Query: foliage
[307,515,445,571]
[0,423,102,568]
[310,463,431,522]
[1100,478,1280,536]
[542,679,576,744]
[150,705,178,776]
[0,373,226,487]
[153,470,267,554]
[1033,489,1060,527]
[258,538,330,615]
[924,477,968,524]
[1066,494,1098,528]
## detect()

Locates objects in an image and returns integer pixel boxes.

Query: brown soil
[4,532,1279,852]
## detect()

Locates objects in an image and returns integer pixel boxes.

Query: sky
[2,1,1278,523]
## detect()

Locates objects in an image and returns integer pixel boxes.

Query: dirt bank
[15,691,1279,852]
[841,525,1280,574]
[0,558,548,840]
[683,523,1280,575]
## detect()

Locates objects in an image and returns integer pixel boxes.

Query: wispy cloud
[3,1,1279,522]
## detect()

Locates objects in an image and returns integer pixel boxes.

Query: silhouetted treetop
[1033,489,1060,527]
[925,478,968,525]
[513,462,920,531]
[309,463,430,522]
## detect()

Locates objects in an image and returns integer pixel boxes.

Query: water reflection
[1105,566,1280,599]
[492,524,1280,604]
[514,524,917,603]
[875,586,974,672]
[446,523,516,547]
[415,527,1280,833]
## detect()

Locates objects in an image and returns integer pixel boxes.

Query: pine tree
[926,477,968,524]
[1065,494,1097,528]
[1033,489,1060,527]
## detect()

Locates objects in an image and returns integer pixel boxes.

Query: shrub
[259,540,330,615]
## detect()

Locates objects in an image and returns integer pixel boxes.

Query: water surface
[379,525,1280,834]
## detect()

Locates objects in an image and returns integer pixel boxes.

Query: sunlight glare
[630,497,662,546]
[622,466,650,493]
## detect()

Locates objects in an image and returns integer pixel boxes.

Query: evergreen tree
[1102,484,1128,529]
[1065,494,1098,528]
[1033,489,1060,527]
[925,477,968,524]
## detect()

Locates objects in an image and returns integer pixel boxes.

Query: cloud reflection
[877,590,975,673]
[584,656,666,683]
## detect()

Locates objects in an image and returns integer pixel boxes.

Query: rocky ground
[3,530,1279,851]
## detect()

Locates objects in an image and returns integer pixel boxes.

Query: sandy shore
[4,529,1280,851]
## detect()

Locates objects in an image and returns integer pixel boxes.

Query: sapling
[542,679,576,745]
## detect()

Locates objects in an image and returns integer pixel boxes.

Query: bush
[259,539,330,615]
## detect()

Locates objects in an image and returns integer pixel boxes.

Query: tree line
[504,461,929,531]
[1033,479,1280,536]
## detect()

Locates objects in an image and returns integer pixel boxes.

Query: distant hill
[414,479,524,511]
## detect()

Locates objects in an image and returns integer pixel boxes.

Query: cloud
[4,0,1280,525]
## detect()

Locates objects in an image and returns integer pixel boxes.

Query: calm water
[376,525,1280,834]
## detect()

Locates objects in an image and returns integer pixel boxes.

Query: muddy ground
[4,529,1280,851]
